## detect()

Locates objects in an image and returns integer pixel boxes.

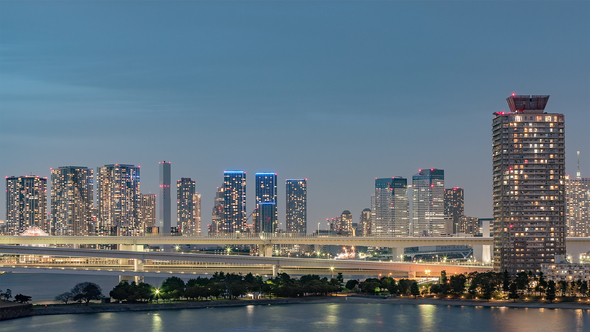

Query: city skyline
[1,2,589,233]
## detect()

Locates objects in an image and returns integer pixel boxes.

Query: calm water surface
[1,274,589,332]
[2,303,589,332]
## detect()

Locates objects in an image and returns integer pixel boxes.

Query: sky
[1,1,589,233]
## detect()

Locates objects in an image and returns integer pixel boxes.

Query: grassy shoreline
[29,295,590,317]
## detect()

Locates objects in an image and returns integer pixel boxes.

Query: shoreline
[27,295,590,317]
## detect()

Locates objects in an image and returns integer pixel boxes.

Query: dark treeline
[109,272,345,303]
[401,270,589,303]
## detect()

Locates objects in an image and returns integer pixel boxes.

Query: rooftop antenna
[577,151,581,179]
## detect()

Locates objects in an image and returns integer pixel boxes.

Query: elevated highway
[0,245,491,278]
[2,235,588,261]
[0,235,494,247]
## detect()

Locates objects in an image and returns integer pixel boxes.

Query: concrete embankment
[0,302,33,321]
[26,295,590,318]
[33,297,328,316]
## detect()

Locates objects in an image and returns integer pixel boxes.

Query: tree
[508,282,519,302]
[558,280,568,297]
[71,282,103,305]
[546,281,556,303]
[502,270,511,293]
[55,291,74,304]
[161,276,185,300]
[450,274,467,295]
[1,288,12,301]
[398,279,413,296]
[410,282,420,299]
[440,271,450,294]
[345,279,359,291]
[515,272,529,295]
[14,294,31,303]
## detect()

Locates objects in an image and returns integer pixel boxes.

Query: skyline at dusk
[1,1,589,233]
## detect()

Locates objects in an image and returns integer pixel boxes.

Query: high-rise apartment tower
[412,169,446,237]
[222,171,247,233]
[254,173,278,234]
[444,188,464,234]
[97,164,141,236]
[50,166,93,236]
[492,95,565,274]
[372,177,409,236]
[177,177,199,236]
[286,179,307,234]
[5,175,48,234]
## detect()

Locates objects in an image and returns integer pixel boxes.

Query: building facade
[566,175,590,237]
[340,210,354,235]
[177,178,200,236]
[492,95,566,274]
[96,164,141,236]
[50,166,93,236]
[253,173,278,234]
[210,186,225,235]
[222,171,247,234]
[444,187,464,234]
[286,179,307,234]
[372,177,409,237]
[457,215,479,235]
[139,193,157,233]
[358,208,371,236]
[158,161,171,236]
[5,176,48,234]
[412,169,446,237]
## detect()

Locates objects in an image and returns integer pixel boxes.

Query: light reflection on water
[1,303,589,332]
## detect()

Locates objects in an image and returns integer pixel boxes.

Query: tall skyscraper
[412,169,446,237]
[139,193,156,232]
[97,164,141,236]
[210,185,225,234]
[565,153,590,237]
[222,171,247,234]
[5,175,48,234]
[444,187,464,234]
[158,161,171,236]
[50,166,93,236]
[492,95,565,274]
[177,177,198,236]
[372,177,409,237]
[286,179,307,234]
[194,193,201,236]
[341,210,353,234]
[253,173,278,234]
[358,208,371,236]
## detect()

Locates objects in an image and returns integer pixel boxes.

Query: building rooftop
[506,94,550,112]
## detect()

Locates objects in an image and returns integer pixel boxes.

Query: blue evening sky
[1,1,588,232]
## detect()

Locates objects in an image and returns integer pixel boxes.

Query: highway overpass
[0,245,491,279]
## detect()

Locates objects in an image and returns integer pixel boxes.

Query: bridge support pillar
[391,247,406,262]
[272,265,278,277]
[259,244,273,257]
[567,242,588,263]
[473,245,491,264]
[118,244,145,284]
[408,271,416,279]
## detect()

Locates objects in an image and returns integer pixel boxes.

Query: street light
[330,266,335,279]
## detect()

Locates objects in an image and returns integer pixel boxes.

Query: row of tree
[0,288,32,303]
[55,282,103,305]
[109,272,346,303]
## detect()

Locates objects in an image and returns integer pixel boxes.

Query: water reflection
[151,312,162,332]
[418,304,436,331]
